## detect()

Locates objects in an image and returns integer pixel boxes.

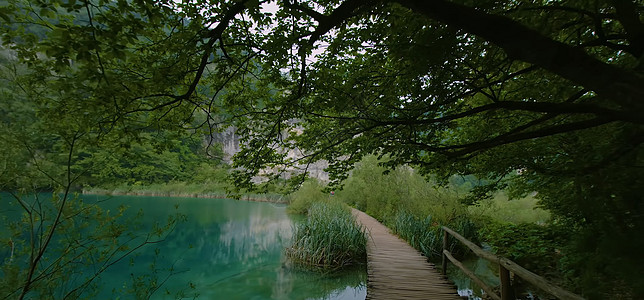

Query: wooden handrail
[443,249,501,300]
[441,226,585,300]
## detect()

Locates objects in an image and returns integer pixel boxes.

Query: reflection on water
[91,195,366,299]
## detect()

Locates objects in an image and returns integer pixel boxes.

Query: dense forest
[0,0,642,299]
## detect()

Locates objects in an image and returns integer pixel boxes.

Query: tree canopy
[1,0,643,298]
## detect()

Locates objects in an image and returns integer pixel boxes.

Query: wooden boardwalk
[352,209,464,300]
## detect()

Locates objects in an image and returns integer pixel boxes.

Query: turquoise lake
[1,194,366,299]
[94,195,367,299]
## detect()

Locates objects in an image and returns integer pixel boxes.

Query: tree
[1,0,642,298]
[0,4,192,298]
[226,2,644,296]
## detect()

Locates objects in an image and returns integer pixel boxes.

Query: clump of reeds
[393,211,442,258]
[392,211,478,260]
[286,201,367,270]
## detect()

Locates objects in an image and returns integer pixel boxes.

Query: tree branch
[444,118,613,158]
[395,0,644,112]
[179,0,250,101]
[611,0,644,57]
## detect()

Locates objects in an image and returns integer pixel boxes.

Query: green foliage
[336,156,468,224]
[76,132,210,188]
[84,181,227,198]
[191,162,230,185]
[0,27,203,298]
[286,179,331,215]
[559,232,644,299]
[478,222,566,277]
[391,212,442,258]
[286,201,367,271]
[468,192,550,224]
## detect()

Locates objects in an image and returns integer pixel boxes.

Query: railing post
[441,227,448,275]
[499,264,515,300]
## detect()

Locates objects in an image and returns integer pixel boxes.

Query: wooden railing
[441,226,585,300]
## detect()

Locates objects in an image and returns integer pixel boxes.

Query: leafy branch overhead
[2,0,641,185]
[2,0,641,196]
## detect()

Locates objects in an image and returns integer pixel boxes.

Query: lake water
[2,194,366,299]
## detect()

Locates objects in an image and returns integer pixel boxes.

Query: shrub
[286,179,330,215]
[478,222,566,276]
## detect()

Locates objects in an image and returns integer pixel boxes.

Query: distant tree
[1,0,642,298]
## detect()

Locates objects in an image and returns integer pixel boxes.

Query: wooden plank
[353,209,462,300]
[500,264,515,300]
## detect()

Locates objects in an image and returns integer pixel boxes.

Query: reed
[286,201,367,270]
[392,211,478,260]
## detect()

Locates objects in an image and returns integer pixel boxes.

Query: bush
[286,179,331,215]
[478,222,566,276]
[468,192,550,224]
[285,201,367,270]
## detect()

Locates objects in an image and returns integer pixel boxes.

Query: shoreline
[82,189,289,204]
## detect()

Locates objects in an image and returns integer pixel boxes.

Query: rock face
[210,126,242,164]
[210,126,329,182]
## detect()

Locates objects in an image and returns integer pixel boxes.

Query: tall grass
[286,201,367,271]
[392,211,478,260]
[392,212,442,257]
